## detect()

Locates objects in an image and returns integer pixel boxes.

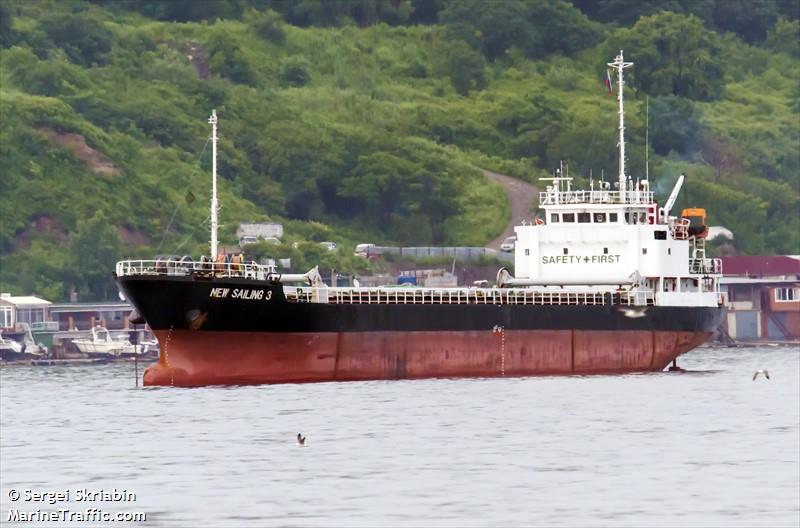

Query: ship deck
[300,287,654,306]
[117,259,668,307]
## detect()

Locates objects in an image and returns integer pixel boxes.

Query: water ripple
[1,346,798,527]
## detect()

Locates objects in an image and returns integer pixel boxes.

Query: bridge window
[562,213,575,223]
[594,213,606,223]
[577,213,590,223]
[550,214,559,223]
[563,248,569,255]
[525,249,530,256]
[609,213,618,223]
[642,248,648,255]
[654,230,667,240]
[604,247,608,254]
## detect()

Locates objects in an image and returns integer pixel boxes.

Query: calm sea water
[1,346,798,527]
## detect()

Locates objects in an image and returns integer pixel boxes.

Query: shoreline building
[720,256,800,341]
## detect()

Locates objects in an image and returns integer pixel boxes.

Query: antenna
[608,50,633,203]
[645,95,649,182]
[209,109,219,259]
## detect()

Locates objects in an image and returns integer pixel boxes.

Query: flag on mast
[605,70,612,95]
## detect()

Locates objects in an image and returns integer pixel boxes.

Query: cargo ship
[115,51,724,387]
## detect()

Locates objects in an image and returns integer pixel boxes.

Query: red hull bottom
[143,330,712,387]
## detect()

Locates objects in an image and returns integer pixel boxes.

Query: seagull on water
[752,370,770,380]
[297,433,306,446]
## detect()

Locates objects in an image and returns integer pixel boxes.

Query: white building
[0,293,52,330]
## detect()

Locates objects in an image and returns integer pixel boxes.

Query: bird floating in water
[297,433,306,446]
[753,370,770,380]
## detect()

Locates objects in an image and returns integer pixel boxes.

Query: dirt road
[484,170,539,249]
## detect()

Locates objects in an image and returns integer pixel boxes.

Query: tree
[69,211,122,301]
[338,151,419,224]
[648,96,703,156]
[207,32,258,85]
[265,0,413,27]
[699,137,740,184]
[524,0,600,56]
[434,39,487,95]
[607,12,724,100]
[97,0,246,22]
[570,0,714,27]
[495,95,567,162]
[440,0,598,60]
[0,1,15,48]
[765,18,800,59]
[409,0,444,24]
[251,121,344,220]
[440,0,533,60]
[711,0,779,43]
[251,8,286,44]
[279,56,312,87]
[39,13,113,66]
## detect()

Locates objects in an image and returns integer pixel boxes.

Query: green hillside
[0,0,798,301]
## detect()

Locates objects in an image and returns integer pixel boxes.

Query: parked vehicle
[500,235,516,252]
[236,222,283,240]
[319,241,337,251]
[354,243,376,257]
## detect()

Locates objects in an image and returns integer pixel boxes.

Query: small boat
[120,337,159,357]
[0,330,23,361]
[0,324,48,361]
[71,326,129,357]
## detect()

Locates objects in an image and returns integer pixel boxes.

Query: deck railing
[117,261,681,307]
[669,217,690,240]
[539,190,654,206]
[689,258,722,275]
[115,259,278,281]
[286,287,656,307]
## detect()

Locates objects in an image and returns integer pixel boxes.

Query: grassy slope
[0,3,797,300]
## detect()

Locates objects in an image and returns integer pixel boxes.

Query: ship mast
[209,109,219,259]
[608,50,633,203]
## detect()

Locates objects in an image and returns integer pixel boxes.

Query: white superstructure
[503,51,722,308]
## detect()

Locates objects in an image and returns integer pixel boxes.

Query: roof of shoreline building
[0,294,52,306]
[721,256,800,278]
